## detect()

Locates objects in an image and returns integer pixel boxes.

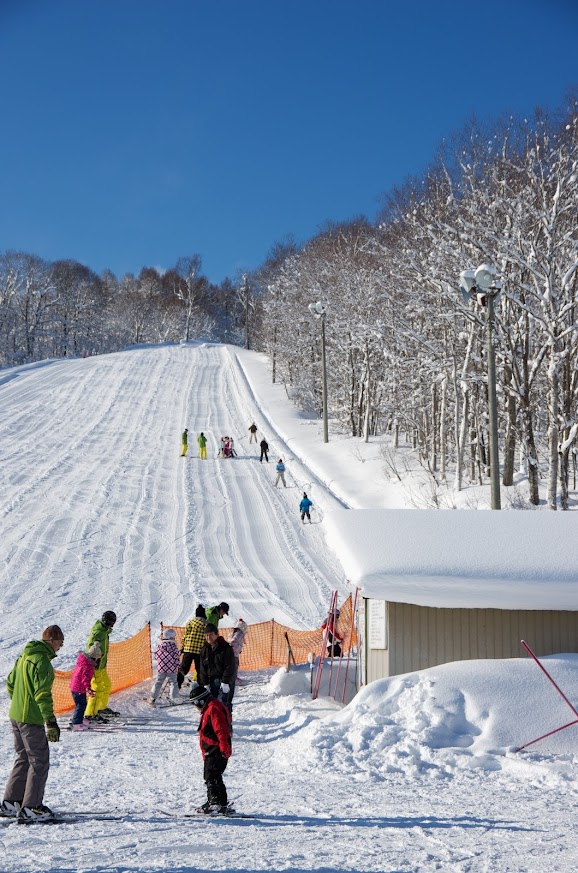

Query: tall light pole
[241,273,250,350]
[459,264,502,509]
[308,301,328,443]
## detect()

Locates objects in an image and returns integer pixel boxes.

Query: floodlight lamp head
[459,270,476,295]
[474,263,496,292]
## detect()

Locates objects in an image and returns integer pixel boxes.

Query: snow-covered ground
[1,342,577,872]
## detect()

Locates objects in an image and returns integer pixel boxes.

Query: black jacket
[198,636,236,685]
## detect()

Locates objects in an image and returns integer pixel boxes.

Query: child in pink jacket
[69,642,102,730]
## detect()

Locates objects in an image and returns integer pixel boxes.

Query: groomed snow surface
[1,342,577,872]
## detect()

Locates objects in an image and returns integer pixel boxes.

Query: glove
[45,717,60,743]
[220,683,230,694]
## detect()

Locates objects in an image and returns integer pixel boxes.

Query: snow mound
[279,656,578,789]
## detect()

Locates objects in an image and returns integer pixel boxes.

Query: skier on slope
[197,432,208,459]
[190,685,232,815]
[69,641,102,731]
[197,623,236,708]
[177,604,206,689]
[181,428,188,457]
[205,601,229,629]
[85,610,118,722]
[300,492,313,523]
[149,628,180,705]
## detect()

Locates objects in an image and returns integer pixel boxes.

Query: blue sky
[0,0,576,285]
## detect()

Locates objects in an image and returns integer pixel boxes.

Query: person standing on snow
[205,601,229,629]
[274,459,287,487]
[225,619,248,711]
[181,428,189,457]
[300,492,313,523]
[197,624,236,706]
[85,610,118,722]
[190,686,232,815]
[177,605,206,689]
[248,422,258,443]
[259,437,269,463]
[0,625,64,822]
[69,642,102,731]
[321,608,343,658]
[149,628,180,705]
[197,432,208,459]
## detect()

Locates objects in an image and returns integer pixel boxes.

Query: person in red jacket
[190,686,232,815]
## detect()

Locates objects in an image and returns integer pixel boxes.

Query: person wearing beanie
[177,605,206,689]
[150,628,180,705]
[0,625,64,822]
[300,492,313,523]
[197,624,236,710]
[85,610,118,721]
[69,642,102,730]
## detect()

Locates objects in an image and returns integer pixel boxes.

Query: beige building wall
[364,600,578,682]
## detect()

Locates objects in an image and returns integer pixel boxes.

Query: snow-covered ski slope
[0,342,345,668]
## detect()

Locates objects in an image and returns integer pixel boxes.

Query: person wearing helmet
[85,610,118,721]
[300,492,313,523]
[149,628,180,705]
[190,686,232,815]
[205,602,229,629]
[0,625,64,822]
[69,641,102,731]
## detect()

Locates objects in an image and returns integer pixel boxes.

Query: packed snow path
[0,343,344,663]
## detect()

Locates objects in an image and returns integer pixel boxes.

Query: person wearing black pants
[259,438,269,463]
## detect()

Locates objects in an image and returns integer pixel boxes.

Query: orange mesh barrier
[52,624,153,715]
[163,594,357,672]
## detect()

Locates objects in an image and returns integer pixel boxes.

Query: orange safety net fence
[52,624,152,715]
[163,594,357,672]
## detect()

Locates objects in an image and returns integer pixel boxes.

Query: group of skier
[148,600,248,814]
[181,422,315,524]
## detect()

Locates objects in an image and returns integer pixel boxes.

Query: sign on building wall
[367,599,387,649]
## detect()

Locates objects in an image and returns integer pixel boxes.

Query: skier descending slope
[190,687,232,815]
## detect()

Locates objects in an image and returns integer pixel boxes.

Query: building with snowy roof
[324,509,578,685]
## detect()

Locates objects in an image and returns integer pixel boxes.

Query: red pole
[313,591,336,700]
[515,640,578,753]
[341,587,359,705]
[515,718,578,752]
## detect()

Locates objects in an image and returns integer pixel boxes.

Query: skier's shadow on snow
[186,813,535,832]
[188,813,538,833]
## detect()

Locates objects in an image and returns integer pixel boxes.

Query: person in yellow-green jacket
[197,431,207,459]
[0,625,64,823]
[85,610,117,722]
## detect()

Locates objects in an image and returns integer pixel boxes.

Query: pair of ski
[1,811,123,826]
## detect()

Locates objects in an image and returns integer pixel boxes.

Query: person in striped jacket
[149,629,180,704]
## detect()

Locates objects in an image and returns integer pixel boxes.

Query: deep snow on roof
[324,508,578,609]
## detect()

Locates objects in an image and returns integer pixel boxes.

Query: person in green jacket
[85,610,117,721]
[181,428,189,457]
[197,431,208,460]
[0,625,63,822]
[205,602,229,629]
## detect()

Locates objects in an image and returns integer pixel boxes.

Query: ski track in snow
[0,343,344,663]
[1,343,577,872]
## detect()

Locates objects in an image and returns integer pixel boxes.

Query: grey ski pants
[4,720,50,809]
